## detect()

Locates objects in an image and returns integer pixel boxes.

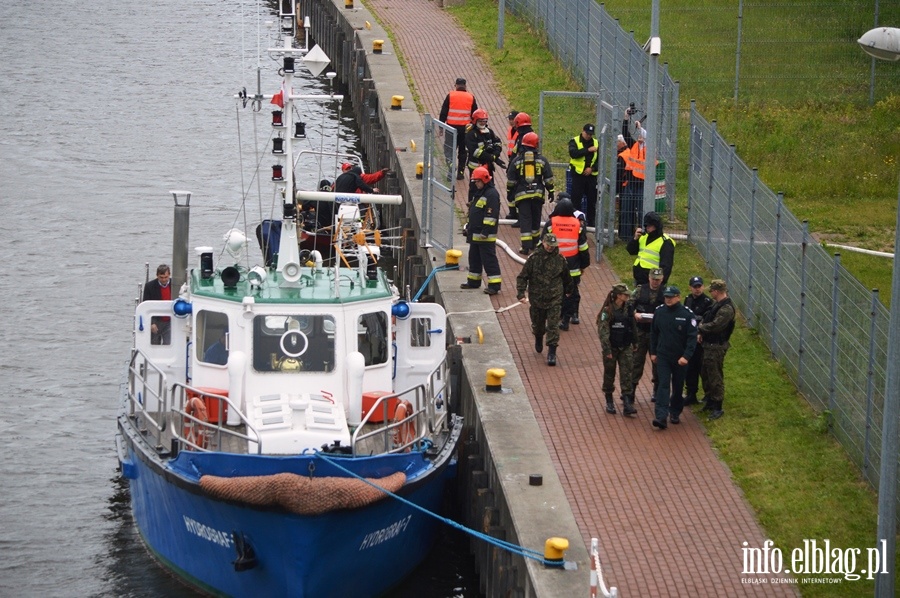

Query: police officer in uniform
[649,286,698,429]
[699,279,736,420]
[544,194,590,330]
[460,166,502,295]
[507,132,554,255]
[630,268,665,400]
[682,276,714,405]
[597,283,637,416]
[516,234,573,366]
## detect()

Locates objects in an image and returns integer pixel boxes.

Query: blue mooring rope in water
[313,451,557,566]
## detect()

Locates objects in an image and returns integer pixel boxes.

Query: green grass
[437,2,900,595]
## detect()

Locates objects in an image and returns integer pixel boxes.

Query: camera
[626,102,637,116]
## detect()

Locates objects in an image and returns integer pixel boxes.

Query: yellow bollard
[390,95,404,110]
[485,368,506,392]
[544,537,569,567]
[344,0,353,8]
[373,40,383,54]
[415,162,424,179]
[445,248,462,266]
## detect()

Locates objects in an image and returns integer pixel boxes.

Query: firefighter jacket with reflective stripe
[467,183,500,242]
[506,149,554,204]
[466,126,503,171]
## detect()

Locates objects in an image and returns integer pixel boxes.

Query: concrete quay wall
[299,0,590,595]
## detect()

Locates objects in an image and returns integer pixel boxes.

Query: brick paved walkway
[367,1,798,595]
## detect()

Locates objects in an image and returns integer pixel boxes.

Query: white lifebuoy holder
[280,329,309,357]
[282,261,302,282]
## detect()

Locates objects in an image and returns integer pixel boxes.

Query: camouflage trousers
[602,345,634,397]
[631,328,658,393]
[530,302,562,348]
[700,344,728,403]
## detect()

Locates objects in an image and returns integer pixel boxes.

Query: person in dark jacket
[597,283,637,416]
[516,234,573,366]
[626,211,675,285]
[318,166,375,229]
[460,166,502,295]
[507,132,554,255]
[142,264,172,345]
[439,77,478,180]
[649,286,698,429]
[567,123,599,227]
[681,276,714,405]
[630,268,665,400]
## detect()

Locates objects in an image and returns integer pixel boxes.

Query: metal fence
[421,114,459,252]
[688,103,895,493]
[505,0,680,219]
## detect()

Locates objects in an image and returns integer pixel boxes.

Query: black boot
[604,393,616,414]
[534,335,543,354]
[546,345,557,366]
[571,311,580,325]
[683,391,699,406]
[708,400,725,421]
[699,396,712,412]
[558,317,570,331]
[623,395,637,416]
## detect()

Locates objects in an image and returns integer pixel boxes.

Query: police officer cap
[612,283,629,295]
[583,123,595,134]
[543,234,558,247]
[649,268,664,280]
[709,279,727,292]
[689,276,703,287]
[455,77,466,86]
[663,285,681,297]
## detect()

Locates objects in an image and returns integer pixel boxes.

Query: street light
[858,27,900,61]
[862,25,900,598]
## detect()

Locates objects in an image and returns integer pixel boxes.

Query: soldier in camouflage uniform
[516,234,573,366]
[597,283,637,416]
[699,279,736,420]
[630,268,665,400]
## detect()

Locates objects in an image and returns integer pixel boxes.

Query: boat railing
[351,359,452,456]
[170,383,262,454]
[124,349,171,452]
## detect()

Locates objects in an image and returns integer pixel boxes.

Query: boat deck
[366,1,799,595]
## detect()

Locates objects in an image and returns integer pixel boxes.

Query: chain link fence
[505,0,679,222]
[689,104,894,493]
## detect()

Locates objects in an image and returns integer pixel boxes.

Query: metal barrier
[421,114,459,252]
[688,103,893,497]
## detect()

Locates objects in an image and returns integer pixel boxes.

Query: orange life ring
[183,396,210,449]
[392,399,416,450]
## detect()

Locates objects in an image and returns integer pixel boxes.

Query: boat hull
[118,419,459,597]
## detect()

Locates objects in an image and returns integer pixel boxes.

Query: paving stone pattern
[367,1,798,595]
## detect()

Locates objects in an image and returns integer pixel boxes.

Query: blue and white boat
[116,4,462,596]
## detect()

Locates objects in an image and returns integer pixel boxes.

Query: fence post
[771,192,783,357]
[422,114,433,247]
[706,121,717,257]
[734,0,744,106]
[687,100,696,240]
[864,288,879,477]
[829,252,841,414]
[725,144,735,283]
[798,221,808,395]
[747,168,758,327]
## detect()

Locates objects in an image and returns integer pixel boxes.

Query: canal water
[0,0,478,595]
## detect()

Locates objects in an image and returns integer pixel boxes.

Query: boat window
[196,310,230,365]
[357,311,388,366]
[410,317,431,348]
[149,316,172,346]
[253,314,335,373]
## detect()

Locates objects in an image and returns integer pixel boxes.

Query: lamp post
[859,26,900,598]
